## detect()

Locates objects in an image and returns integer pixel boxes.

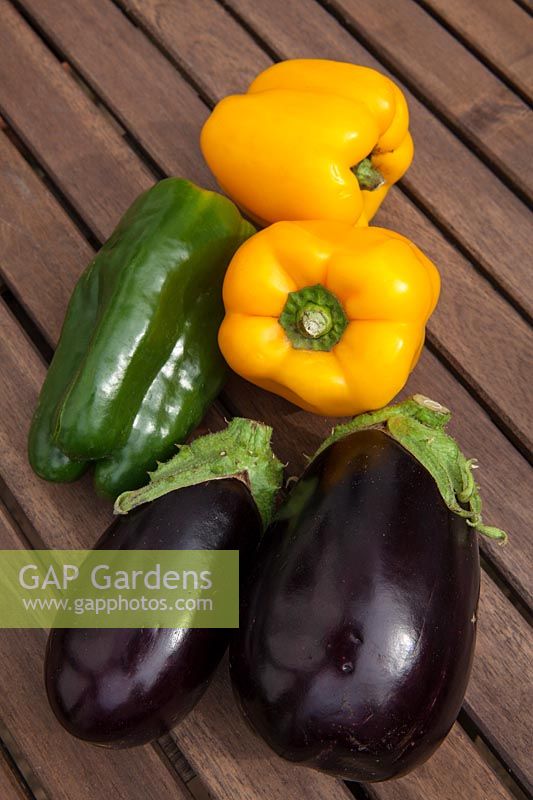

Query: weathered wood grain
[325,0,533,201]
[466,575,533,790]
[0,136,95,343]
[3,0,531,455]
[421,0,533,99]
[0,504,193,800]
[365,724,513,800]
[0,739,29,800]
[0,0,152,242]
[219,0,533,319]
[15,0,213,188]
[0,3,530,798]
[0,306,112,548]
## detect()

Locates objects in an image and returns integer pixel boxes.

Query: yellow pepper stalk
[201,59,413,227]
[219,222,439,416]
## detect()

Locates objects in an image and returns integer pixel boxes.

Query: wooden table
[0,1,531,799]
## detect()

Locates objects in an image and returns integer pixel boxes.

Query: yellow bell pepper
[201,59,413,227]
[219,222,439,416]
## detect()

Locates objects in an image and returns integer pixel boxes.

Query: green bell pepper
[29,178,254,498]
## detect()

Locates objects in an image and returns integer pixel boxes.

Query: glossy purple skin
[230,430,480,782]
[45,479,261,748]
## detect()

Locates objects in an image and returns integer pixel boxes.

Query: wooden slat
[0,143,527,799]
[218,0,533,319]
[366,724,513,800]
[15,0,213,187]
[421,0,533,99]
[0,5,530,599]
[175,662,355,800]
[0,0,152,242]
[376,193,532,452]
[0,300,112,548]
[324,0,533,202]
[0,504,193,800]
[114,0,533,449]
[466,574,533,790]
[0,138,95,344]
[2,0,531,455]
[177,665,516,800]
[1,3,528,797]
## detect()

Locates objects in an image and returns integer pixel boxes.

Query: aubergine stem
[316,395,508,543]
[114,418,283,529]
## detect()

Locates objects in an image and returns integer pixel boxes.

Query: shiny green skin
[28,178,254,498]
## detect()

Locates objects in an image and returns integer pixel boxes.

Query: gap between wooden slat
[422,337,532,466]
[513,0,533,16]
[19,12,170,186]
[0,731,39,800]
[458,712,531,800]
[2,289,53,364]
[412,0,533,106]
[2,124,101,250]
[398,181,532,328]
[480,553,532,628]
[108,0,215,109]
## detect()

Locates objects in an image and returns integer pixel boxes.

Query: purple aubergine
[45,480,260,747]
[230,421,486,782]
[45,419,282,748]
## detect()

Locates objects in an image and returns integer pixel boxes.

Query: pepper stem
[279,284,348,351]
[353,157,385,191]
[114,418,283,529]
[298,303,333,338]
[314,395,508,543]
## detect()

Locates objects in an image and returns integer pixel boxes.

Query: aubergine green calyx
[114,418,283,529]
[317,394,507,543]
[28,178,254,499]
